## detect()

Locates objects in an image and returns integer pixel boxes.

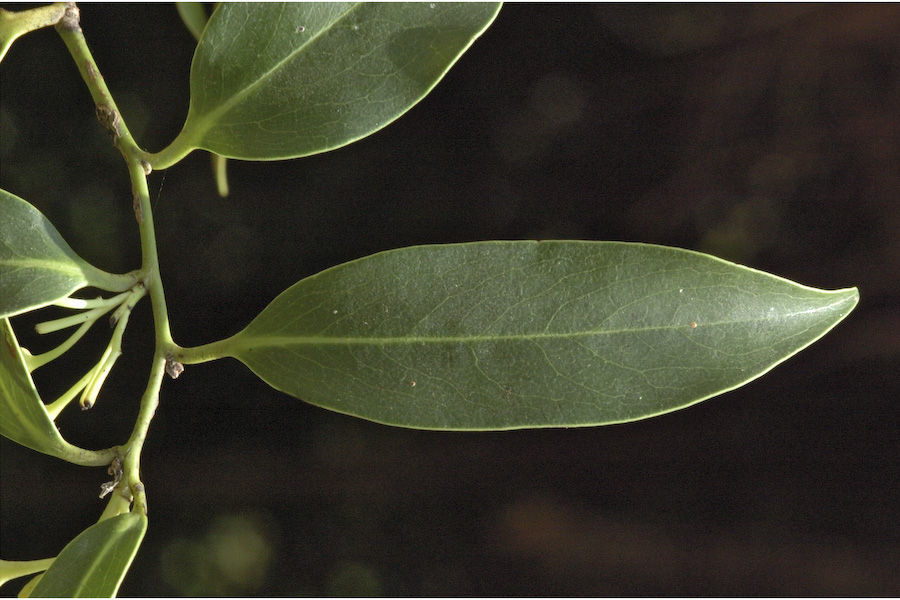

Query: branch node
[57,2,81,32]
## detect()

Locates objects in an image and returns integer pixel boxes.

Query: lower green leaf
[0,318,69,456]
[218,241,858,430]
[29,512,147,598]
[1,318,119,466]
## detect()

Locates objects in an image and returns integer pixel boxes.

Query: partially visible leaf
[155,2,502,164]
[30,512,147,598]
[0,558,53,589]
[174,3,231,196]
[175,2,207,40]
[0,319,105,465]
[0,318,69,457]
[218,241,858,430]
[18,573,43,597]
[0,189,128,317]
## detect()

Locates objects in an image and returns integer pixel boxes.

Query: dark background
[1,3,898,596]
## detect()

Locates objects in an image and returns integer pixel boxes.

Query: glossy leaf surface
[164,2,501,161]
[30,513,147,598]
[0,189,108,318]
[220,241,858,430]
[0,318,69,457]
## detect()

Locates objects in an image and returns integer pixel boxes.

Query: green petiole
[34,291,130,334]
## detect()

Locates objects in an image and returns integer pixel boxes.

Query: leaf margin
[201,241,860,431]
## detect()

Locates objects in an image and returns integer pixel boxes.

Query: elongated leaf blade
[1,189,93,318]
[173,2,501,160]
[0,318,69,456]
[221,241,859,430]
[30,513,147,598]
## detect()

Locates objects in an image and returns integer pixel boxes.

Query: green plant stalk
[27,285,136,371]
[25,286,136,372]
[53,294,128,310]
[34,291,129,334]
[212,152,229,197]
[46,367,94,419]
[34,304,108,334]
[176,335,233,365]
[0,3,67,62]
[55,4,175,514]
[26,318,94,371]
[121,355,165,515]
[59,443,119,468]
[142,130,194,171]
[99,486,133,521]
[0,558,55,588]
[78,285,145,410]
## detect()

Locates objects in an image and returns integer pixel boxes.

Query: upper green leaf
[29,512,147,598]
[0,189,125,318]
[217,241,859,430]
[0,318,69,457]
[155,2,501,164]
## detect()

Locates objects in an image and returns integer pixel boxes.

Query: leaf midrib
[235,301,849,350]
[1,256,85,275]
[69,523,128,596]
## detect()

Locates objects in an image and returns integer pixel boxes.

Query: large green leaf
[29,512,147,598]
[214,241,858,430]
[154,2,501,164]
[0,318,69,457]
[0,189,125,318]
